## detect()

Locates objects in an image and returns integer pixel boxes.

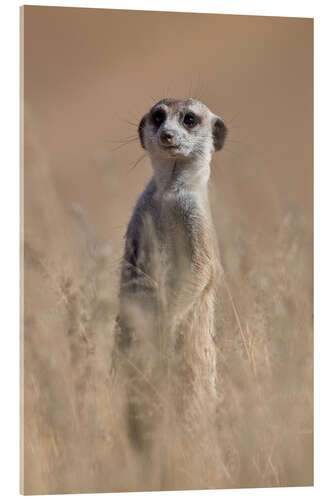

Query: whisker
[130,153,147,171]
[194,72,206,102]
[109,138,139,152]
[225,111,242,126]
[105,135,138,144]
[125,119,138,127]
[223,147,241,156]
[226,139,245,144]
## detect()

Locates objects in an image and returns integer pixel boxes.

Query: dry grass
[22,110,313,494]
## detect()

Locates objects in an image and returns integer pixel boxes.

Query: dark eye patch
[183,112,200,128]
[151,108,166,127]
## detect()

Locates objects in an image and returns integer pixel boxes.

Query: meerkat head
[138,98,227,163]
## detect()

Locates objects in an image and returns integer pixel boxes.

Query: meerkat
[116,98,227,459]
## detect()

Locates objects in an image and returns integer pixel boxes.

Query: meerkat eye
[152,109,166,127]
[183,112,198,128]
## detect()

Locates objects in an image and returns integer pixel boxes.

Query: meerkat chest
[150,191,215,276]
[153,190,201,244]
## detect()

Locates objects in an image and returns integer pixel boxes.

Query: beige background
[24,6,312,239]
[22,6,313,494]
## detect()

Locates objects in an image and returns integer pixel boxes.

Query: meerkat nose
[160,130,175,145]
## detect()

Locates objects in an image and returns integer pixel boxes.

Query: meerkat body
[116,98,226,458]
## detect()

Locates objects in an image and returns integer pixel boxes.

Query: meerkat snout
[138,98,227,160]
[159,129,176,146]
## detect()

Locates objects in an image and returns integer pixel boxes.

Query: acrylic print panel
[21,5,313,495]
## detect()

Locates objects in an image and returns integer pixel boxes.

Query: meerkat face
[138,98,227,162]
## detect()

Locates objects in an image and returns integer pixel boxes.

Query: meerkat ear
[212,116,227,151]
[138,115,147,149]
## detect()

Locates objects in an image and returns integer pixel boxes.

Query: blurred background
[22,6,313,494]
